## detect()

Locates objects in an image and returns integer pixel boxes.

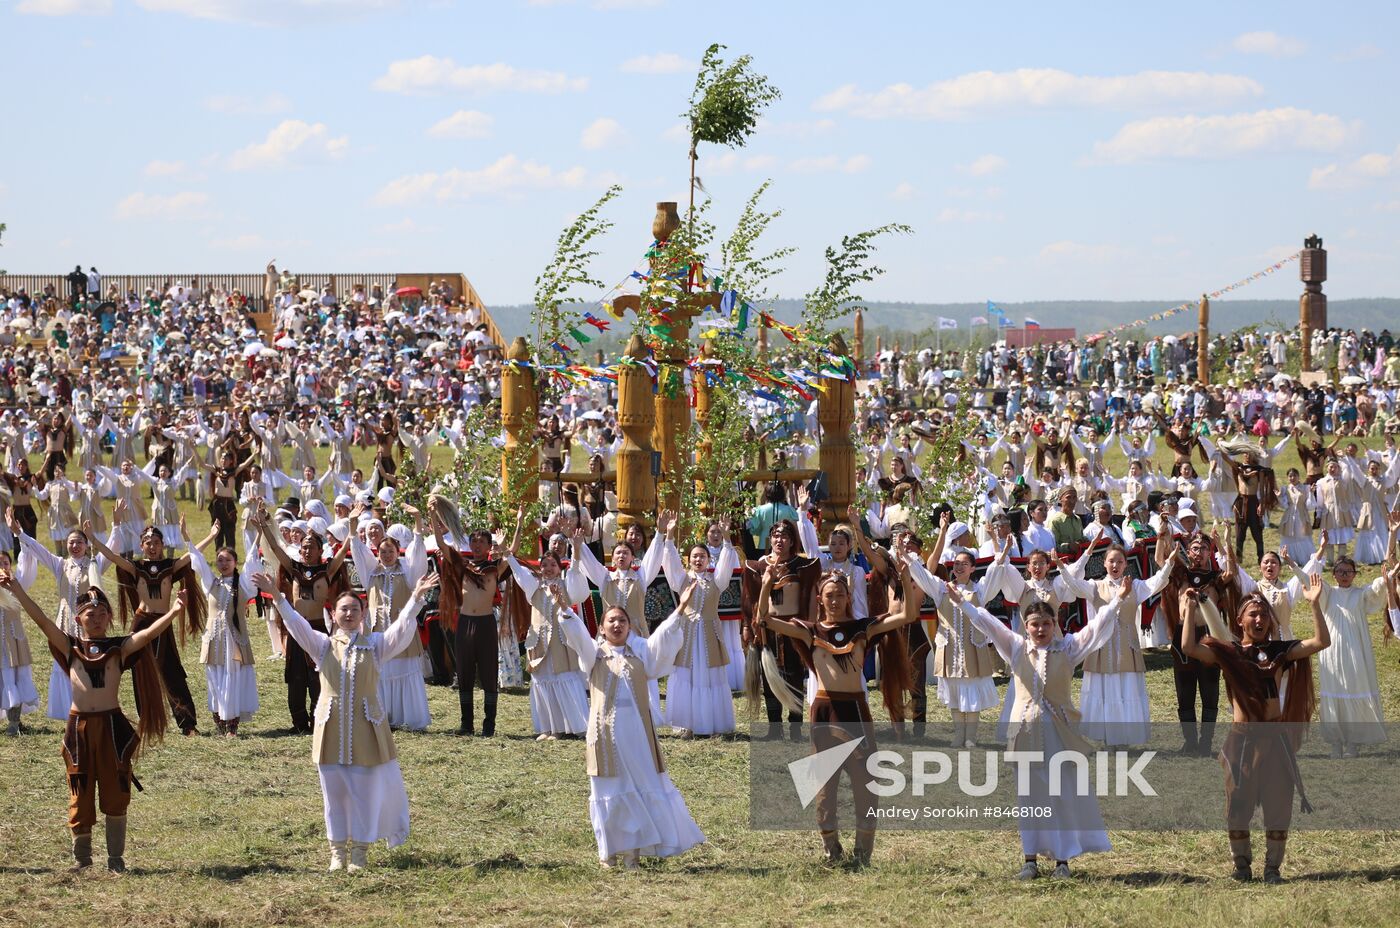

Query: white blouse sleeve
[274,596,330,666]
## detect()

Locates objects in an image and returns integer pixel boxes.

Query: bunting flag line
[1083,252,1301,342]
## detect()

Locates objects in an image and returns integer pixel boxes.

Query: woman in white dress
[184,519,260,736]
[557,586,705,870]
[255,569,436,872]
[995,544,1095,740]
[906,543,1009,748]
[0,550,39,734]
[1080,538,1174,748]
[1276,468,1316,566]
[502,546,591,740]
[11,511,118,720]
[350,530,430,732]
[35,473,80,556]
[953,578,1132,879]
[1313,459,1359,567]
[1307,541,1393,757]
[661,529,739,738]
[1348,455,1400,564]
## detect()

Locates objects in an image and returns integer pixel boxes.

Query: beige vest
[1255,580,1295,639]
[200,575,255,666]
[0,605,32,669]
[675,573,728,670]
[1083,578,1145,675]
[930,585,998,679]
[527,584,576,676]
[312,633,396,767]
[585,645,664,778]
[366,566,422,659]
[599,570,648,638]
[1007,644,1092,754]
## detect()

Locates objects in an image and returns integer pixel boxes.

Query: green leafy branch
[685,43,781,216]
[802,223,912,357]
[533,185,622,362]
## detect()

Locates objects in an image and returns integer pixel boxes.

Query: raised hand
[678,580,698,613]
[1117,574,1134,601]
[1303,572,1324,604]
[251,571,278,595]
[413,573,440,598]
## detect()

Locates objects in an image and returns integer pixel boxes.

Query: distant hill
[486,298,1396,346]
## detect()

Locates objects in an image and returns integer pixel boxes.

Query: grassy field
[2,438,1398,928]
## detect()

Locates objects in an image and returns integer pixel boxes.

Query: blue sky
[2,0,1397,309]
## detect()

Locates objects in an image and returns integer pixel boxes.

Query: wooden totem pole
[500,337,539,507]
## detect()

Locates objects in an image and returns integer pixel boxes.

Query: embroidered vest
[312,633,396,767]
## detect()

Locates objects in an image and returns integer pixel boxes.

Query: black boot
[789,722,804,742]
[458,695,474,736]
[1179,721,1198,755]
[481,692,497,738]
[1198,723,1216,758]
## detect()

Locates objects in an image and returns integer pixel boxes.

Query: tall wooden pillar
[693,343,719,514]
[1300,234,1327,331]
[616,334,657,530]
[1196,294,1210,384]
[1300,291,1313,372]
[819,333,856,526]
[853,307,865,373]
[649,202,690,513]
[500,337,539,506]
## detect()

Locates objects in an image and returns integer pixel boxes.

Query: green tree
[685,44,781,221]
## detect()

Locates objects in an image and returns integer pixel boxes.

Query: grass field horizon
[2,438,1398,928]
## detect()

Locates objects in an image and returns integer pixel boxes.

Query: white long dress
[965,600,1120,861]
[351,536,430,732]
[559,609,705,862]
[661,539,738,735]
[0,595,39,716]
[1316,577,1388,747]
[274,594,419,847]
[17,531,113,720]
[1079,569,1172,748]
[1276,483,1316,566]
[506,556,591,735]
[187,544,261,724]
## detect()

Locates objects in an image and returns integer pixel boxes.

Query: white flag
[938,317,958,330]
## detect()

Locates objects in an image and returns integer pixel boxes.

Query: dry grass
[1,439,1398,928]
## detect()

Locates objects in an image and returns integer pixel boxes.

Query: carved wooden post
[616,334,657,531]
[648,202,690,514]
[500,337,539,507]
[853,307,865,371]
[693,342,718,514]
[1197,294,1210,384]
[819,333,856,527]
[1299,290,1313,372]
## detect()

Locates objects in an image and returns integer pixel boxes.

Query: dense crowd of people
[0,273,1396,885]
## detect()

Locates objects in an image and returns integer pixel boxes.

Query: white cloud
[1309,144,1400,190]
[620,53,691,74]
[580,118,624,151]
[203,92,292,115]
[426,110,494,139]
[701,152,778,174]
[372,155,590,205]
[373,55,587,94]
[758,118,837,139]
[1337,43,1382,62]
[662,123,689,143]
[16,0,111,14]
[815,68,1263,119]
[1091,108,1352,163]
[959,153,1007,176]
[210,233,270,251]
[227,120,349,170]
[1232,31,1305,57]
[135,0,396,25]
[890,182,917,201]
[381,218,417,233]
[937,208,1004,223]
[114,191,211,220]
[143,159,186,177]
[1037,240,1130,263]
[788,154,870,174]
